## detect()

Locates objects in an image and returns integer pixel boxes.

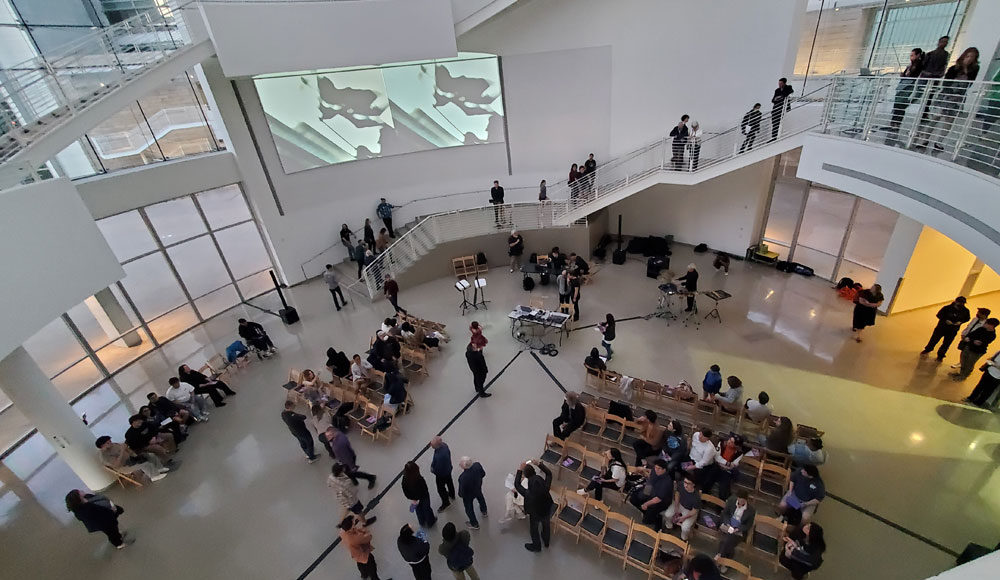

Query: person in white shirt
[714,376,744,412]
[164,377,209,420]
[686,429,717,489]
[350,353,373,391]
[577,448,627,501]
[744,391,773,423]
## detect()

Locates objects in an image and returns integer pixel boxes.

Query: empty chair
[600,511,632,561]
[735,456,762,496]
[624,522,659,573]
[561,441,587,480]
[601,413,626,444]
[541,434,567,469]
[717,557,752,580]
[582,406,607,438]
[554,488,587,541]
[756,463,790,504]
[697,493,728,542]
[578,498,609,546]
[749,514,786,571]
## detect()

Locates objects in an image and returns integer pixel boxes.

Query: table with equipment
[520,262,552,286]
[508,306,569,352]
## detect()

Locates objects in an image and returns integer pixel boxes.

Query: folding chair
[561,441,587,480]
[401,347,428,377]
[348,394,369,424]
[756,463,790,504]
[603,370,623,397]
[735,456,762,497]
[580,449,606,484]
[601,413,626,444]
[624,522,659,573]
[794,423,825,441]
[579,498,609,547]
[651,532,689,579]
[694,399,719,428]
[582,406,606,439]
[359,401,384,441]
[717,557,751,580]
[749,514,785,571]
[718,403,741,431]
[696,493,727,542]
[541,434,568,470]
[621,419,643,450]
[637,379,662,405]
[554,488,586,541]
[103,465,146,488]
[762,448,792,469]
[600,511,632,561]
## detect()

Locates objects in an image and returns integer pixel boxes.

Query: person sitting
[744,391,772,422]
[577,448,627,501]
[124,414,174,462]
[686,553,723,580]
[225,340,249,364]
[551,391,586,439]
[297,369,323,403]
[139,404,185,445]
[568,252,590,275]
[381,317,401,336]
[779,465,826,524]
[764,416,794,452]
[326,348,352,379]
[702,364,722,400]
[788,437,827,466]
[412,326,440,349]
[584,347,606,375]
[780,522,826,579]
[164,377,210,420]
[95,435,168,482]
[660,419,688,474]
[628,458,673,531]
[715,490,756,565]
[146,392,194,425]
[713,376,744,411]
[350,353,373,391]
[237,318,276,355]
[663,474,702,541]
[178,364,236,407]
[701,434,745,499]
[383,368,409,414]
[686,428,717,489]
[632,409,666,467]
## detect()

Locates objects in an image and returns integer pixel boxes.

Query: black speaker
[279,307,299,325]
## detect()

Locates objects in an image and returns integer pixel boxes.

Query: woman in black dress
[401,461,437,529]
[851,283,884,343]
[66,489,130,549]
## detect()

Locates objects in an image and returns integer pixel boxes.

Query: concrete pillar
[91,287,142,347]
[0,347,114,490]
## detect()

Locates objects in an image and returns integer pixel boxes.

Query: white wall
[0,179,124,360]
[874,214,922,314]
[458,0,806,156]
[603,159,776,256]
[199,0,458,77]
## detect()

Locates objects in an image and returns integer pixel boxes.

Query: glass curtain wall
[760,149,899,286]
[0,184,275,442]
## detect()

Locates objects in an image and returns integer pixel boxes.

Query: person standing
[921,296,970,360]
[281,401,319,463]
[340,224,356,259]
[384,274,406,315]
[465,342,492,398]
[850,284,883,343]
[702,364,723,400]
[598,313,615,360]
[324,264,346,311]
[951,317,998,381]
[552,391,586,439]
[363,218,376,252]
[508,229,524,273]
[556,269,571,308]
[568,163,580,199]
[584,153,597,192]
[339,514,384,580]
[329,463,365,516]
[916,47,980,151]
[740,103,762,153]
[402,461,437,529]
[65,490,132,549]
[514,460,554,552]
[354,238,368,279]
[920,36,951,80]
[770,77,794,141]
[669,115,690,170]
[677,263,699,312]
[376,197,396,238]
[953,308,992,369]
[430,436,456,511]
[688,120,702,170]
[570,270,583,322]
[964,349,1000,407]
[538,179,548,201]
[328,426,378,488]
[490,180,505,226]
[458,456,488,530]
[398,524,432,580]
[376,228,391,254]
[887,48,924,143]
[439,522,480,579]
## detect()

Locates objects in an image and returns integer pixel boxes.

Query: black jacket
[772,85,794,110]
[514,463,553,517]
[936,303,971,328]
[326,348,351,378]
[678,269,699,292]
[965,327,996,355]
[466,346,488,376]
[124,425,155,452]
[281,410,310,436]
[238,321,266,341]
[401,474,430,501]
[742,109,762,133]
[490,186,504,203]
[151,397,181,418]
[397,534,430,565]
[71,495,119,532]
[385,371,408,405]
[558,402,586,431]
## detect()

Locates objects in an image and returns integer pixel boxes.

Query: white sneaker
[151,473,167,482]
[576,489,588,495]
[158,468,170,474]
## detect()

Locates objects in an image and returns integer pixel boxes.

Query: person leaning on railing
[887,48,924,142]
[914,46,980,152]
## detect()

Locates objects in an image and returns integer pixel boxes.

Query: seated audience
[95,435,168,482]
[663,474,702,541]
[124,414,174,462]
[744,391,773,422]
[765,416,794,452]
[632,409,666,467]
[164,377,211,419]
[584,347,606,374]
[326,348,352,379]
[715,490,756,563]
[383,368,409,414]
[350,353,373,391]
[660,420,688,473]
[702,434,746,499]
[629,458,673,531]
[788,437,827,466]
[780,522,826,579]
[226,340,249,364]
[551,391,586,439]
[139,404,185,445]
[713,376,744,411]
[237,318,276,355]
[577,448,627,501]
[178,364,236,407]
[381,318,401,336]
[686,428,717,488]
[702,364,722,400]
[779,465,826,524]
[686,553,723,580]
[146,392,194,425]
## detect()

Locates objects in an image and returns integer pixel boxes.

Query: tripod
[705,299,722,323]
[682,293,700,328]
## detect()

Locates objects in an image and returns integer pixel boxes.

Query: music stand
[702,290,732,323]
[682,292,700,328]
[473,277,489,309]
[456,279,475,315]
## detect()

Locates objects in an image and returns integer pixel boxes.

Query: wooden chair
[400,347,428,377]
[794,423,825,441]
[718,402,741,430]
[561,441,587,479]
[584,366,604,393]
[637,379,662,405]
[602,370,623,397]
[621,419,643,450]
[762,448,793,469]
[601,413,626,444]
[348,394,369,424]
[694,399,719,428]
[103,464,146,488]
[554,488,587,541]
[206,353,233,381]
[749,514,785,571]
[600,511,632,561]
[541,434,568,468]
[735,456,762,496]
[651,532,689,579]
[582,406,606,439]
[697,493,728,543]
[580,449,606,483]
[624,522,659,573]
[578,498,609,547]
[757,463,790,504]
[359,401,384,441]
[717,557,752,580]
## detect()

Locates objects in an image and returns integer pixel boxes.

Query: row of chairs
[285,369,406,443]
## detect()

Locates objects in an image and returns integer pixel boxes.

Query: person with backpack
[439,521,480,579]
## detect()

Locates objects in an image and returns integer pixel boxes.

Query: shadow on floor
[935,404,1000,433]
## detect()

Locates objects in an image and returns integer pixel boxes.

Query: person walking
[384,274,406,315]
[376,198,396,238]
[430,436,456,511]
[340,224,356,259]
[669,115,689,170]
[339,514,385,580]
[398,524,432,580]
[688,120,702,170]
[363,218,376,252]
[328,426,377,488]
[465,342,492,398]
[598,313,615,360]
[355,238,368,279]
[887,48,924,144]
[457,456,488,530]
[490,180,505,226]
[584,153,598,193]
[568,163,580,199]
[328,463,374,520]
[677,263,699,312]
[850,284,883,343]
[770,77,794,141]
[921,296,970,361]
[740,103,762,153]
[964,349,1000,408]
[439,522,480,579]
[323,264,347,311]
[514,460,554,552]
[951,317,998,381]
[508,229,524,273]
[402,461,437,529]
[281,401,319,463]
[66,490,132,549]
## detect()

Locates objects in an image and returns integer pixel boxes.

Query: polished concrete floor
[1,247,998,579]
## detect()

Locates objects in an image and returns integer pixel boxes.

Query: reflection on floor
[1,247,998,580]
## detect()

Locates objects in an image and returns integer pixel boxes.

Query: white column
[92,287,142,347]
[0,347,114,490]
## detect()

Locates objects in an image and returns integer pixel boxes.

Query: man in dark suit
[921,296,970,361]
[514,460,554,552]
[465,343,492,398]
[551,391,585,439]
[740,103,762,152]
[281,400,319,463]
[770,77,794,141]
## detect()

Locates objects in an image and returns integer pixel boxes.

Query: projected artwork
[253,54,505,173]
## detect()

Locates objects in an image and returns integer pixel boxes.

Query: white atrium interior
[1,1,1000,579]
